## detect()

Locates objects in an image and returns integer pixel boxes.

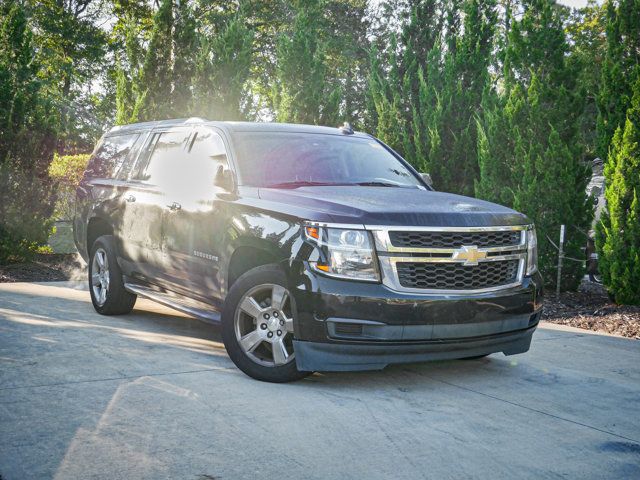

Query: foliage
[2,0,640,299]
[272,0,340,125]
[48,153,91,221]
[193,10,254,120]
[28,0,109,153]
[0,0,57,264]
[475,0,592,289]
[596,72,640,304]
[368,0,496,196]
[596,0,640,159]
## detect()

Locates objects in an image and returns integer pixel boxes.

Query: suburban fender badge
[193,250,219,262]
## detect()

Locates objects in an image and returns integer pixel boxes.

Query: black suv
[74,118,543,382]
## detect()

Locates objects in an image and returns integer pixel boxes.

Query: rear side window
[84,133,139,180]
[137,130,189,187]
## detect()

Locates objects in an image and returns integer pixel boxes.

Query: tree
[420,0,497,196]
[596,74,640,304]
[192,9,254,120]
[566,1,607,159]
[136,0,174,120]
[121,0,197,122]
[596,0,640,159]
[367,0,442,167]
[476,0,592,289]
[28,0,109,153]
[272,0,340,125]
[0,0,57,262]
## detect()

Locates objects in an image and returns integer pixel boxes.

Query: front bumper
[288,264,543,372]
[294,325,537,371]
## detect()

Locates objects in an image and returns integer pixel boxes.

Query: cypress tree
[368,37,414,161]
[368,1,441,166]
[476,0,592,289]
[421,0,497,195]
[172,0,197,116]
[596,0,640,159]
[193,11,254,120]
[596,74,640,304]
[137,0,173,120]
[128,0,197,121]
[273,0,339,125]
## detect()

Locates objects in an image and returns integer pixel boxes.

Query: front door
[161,126,232,301]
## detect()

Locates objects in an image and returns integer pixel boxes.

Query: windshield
[233,132,423,189]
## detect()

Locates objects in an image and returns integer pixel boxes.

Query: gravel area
[0,253,86,283]
[542,282,640,339]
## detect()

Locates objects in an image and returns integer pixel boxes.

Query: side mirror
[214,165,235,191]
[420,173,434,189]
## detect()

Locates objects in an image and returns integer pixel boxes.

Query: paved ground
[1,282,639,480]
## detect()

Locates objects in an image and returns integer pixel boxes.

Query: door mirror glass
[420,172,434,189]
[214,165,234,191]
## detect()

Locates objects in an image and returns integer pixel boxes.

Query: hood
[257,186,529,227]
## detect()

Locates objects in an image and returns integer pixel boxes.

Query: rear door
[76,132,141,256]
[120,128,191,281]
[161,126,232,300]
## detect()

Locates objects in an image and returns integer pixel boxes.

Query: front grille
[389,230,521,249]
[396,260,520,290]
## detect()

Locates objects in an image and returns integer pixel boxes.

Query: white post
[556,224,565,300]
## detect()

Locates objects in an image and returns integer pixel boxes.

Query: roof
[107,118,370,138]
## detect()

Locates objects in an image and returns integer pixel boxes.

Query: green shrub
[48,153,91,221]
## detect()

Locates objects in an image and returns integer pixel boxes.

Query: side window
[136,130,189,186]
[85,133,139,179]
[189,129,229,177]
[115,133,147,180]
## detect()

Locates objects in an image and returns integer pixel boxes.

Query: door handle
[167,202,181,211]
[125,194,136,203]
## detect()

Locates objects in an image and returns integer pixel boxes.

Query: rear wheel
[221,265,310,382]
[89,235,137,315]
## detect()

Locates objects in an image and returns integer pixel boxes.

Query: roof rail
[185,117,208,124]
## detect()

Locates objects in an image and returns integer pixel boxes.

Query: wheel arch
[87,216,114,252]
[227,244,283,291]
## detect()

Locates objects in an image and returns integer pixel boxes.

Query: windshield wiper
[353,181,415,188]
[265,180,348,189]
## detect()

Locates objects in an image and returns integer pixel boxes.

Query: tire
[221,264,310,383]
[89,235,137,315]
[589,273,602,284]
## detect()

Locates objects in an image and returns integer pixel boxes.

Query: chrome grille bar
[367,225,529,295]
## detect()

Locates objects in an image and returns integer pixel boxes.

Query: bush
[48,153,91,221]
[0,163,56,264]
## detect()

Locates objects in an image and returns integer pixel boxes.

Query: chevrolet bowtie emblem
[451,245,487,265]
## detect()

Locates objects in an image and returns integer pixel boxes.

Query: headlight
[526,227,538,275]
[304,225,380,281]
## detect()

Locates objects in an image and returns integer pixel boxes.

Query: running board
[124,283,221,324]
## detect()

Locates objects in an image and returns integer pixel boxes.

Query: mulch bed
[542,282,640,339]
[2,254,638,339]
[0,253,87,283]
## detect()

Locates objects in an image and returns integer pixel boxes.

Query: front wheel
[221,265,310,383]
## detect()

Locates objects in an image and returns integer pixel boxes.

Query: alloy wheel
[234,283,295,367]
[91,247,110,306]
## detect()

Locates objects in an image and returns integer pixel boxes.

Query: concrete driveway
[1,282,639,480]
